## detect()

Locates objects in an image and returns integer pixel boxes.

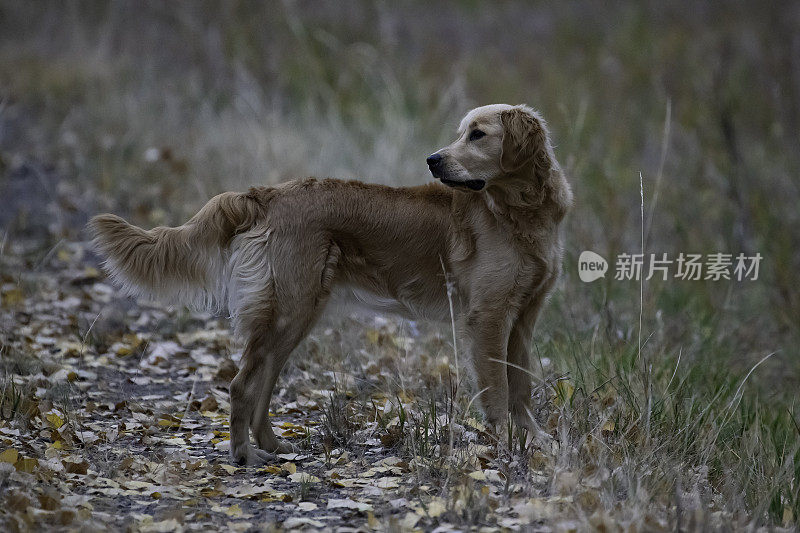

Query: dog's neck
[450,170,569,250]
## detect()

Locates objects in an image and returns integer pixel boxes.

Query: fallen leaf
[64,459,89,475]
[553,379,575,405]
[15,457,38,473]
[327,498,373,512]
[200,395,218,412]
[422,499,447,518]
[288,472,320,483]
[219,464,238,475]
[225,504,242,517]
[0,448,19,464]
[45,411,66,429]
[283,517,324,529]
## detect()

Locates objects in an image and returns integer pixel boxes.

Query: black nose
[426,153,443,168]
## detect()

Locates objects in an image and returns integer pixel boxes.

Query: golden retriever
[89,104,572,465]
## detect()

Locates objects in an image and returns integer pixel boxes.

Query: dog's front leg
[464,308,513,432]
[506,321,533,432]
[507,300,543,432]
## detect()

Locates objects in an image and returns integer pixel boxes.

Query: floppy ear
[500,106,552,174]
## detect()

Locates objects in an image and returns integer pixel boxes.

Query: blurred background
[1,0,800,518]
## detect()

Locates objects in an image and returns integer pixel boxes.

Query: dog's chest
[451,225,539,307]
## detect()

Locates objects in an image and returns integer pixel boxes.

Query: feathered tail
[88,190,266,311]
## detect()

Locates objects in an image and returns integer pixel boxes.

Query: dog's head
[427,104,555,193]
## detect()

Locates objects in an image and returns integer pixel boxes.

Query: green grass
[1,0,799,528]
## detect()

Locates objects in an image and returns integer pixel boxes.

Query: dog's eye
[468,129,486,141]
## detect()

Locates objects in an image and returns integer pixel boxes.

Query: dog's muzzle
[438,177,486,191]
[426,153,486,191]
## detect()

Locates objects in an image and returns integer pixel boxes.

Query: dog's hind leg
[229,292,328,465]
[230,314,321,465]
[226,230,339,465]
[248,319,316,455]
[249,239,340,458]
[229,333,275,465]
[229,321,311,465]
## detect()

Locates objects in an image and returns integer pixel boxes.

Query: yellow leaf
[553,380,574,405]
[151,492,161,499]
[15,457,38,473]
[365,329,380,345]
[0,448,19,464]
[783,506,794,526]
[281,462,296,474]
[122,333,143,348]
[225,504,242,517]
[57,249,72,262]
[157,418,181,428]
[1,287,24,307]
[58,341,84,357]
[367,512,379,528]
[601,420,615,434]
[402,512,421,529]
[465,418,487,433]
[200,487,223,498]
[46,412,65,429]
[116,345,132,356]
[219,464,238,475]
[426,499,447,518]
[288,472,320,483]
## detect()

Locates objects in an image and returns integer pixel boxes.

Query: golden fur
[89,104,572,465]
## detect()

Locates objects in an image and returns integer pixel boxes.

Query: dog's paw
[256,438,298,455]
[255,429,299,454]
[230,443,275,466]
[511,409,535,434]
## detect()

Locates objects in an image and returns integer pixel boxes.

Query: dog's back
[89,178,456,331]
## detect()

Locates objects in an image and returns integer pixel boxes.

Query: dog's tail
[88,190,266,311]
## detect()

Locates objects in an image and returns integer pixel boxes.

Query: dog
[89,104,572,465]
